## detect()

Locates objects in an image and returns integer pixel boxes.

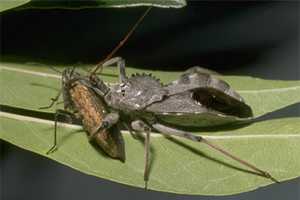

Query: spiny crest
[130,73,163,87]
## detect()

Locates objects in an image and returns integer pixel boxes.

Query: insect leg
[47,109,74,154]
[122,122,139,139]
[89,112,120,141]
[152,123,279,183]
[39,90,62,109]
[131,120,151,189]
[102,57,127,82]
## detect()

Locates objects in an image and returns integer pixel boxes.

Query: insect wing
[155,112,248,128]
[146,92,251,128]
[68,78,125,161]
[164,71,253,118]
[92,124,125,162]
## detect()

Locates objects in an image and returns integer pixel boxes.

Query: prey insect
[41,7,152,160]
[41,68,125,160]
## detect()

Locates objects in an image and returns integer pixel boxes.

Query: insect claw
[144,181,148,190]
[46,146,58,154]
[263,172,280,183]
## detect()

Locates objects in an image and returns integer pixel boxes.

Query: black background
[1,1,299,200]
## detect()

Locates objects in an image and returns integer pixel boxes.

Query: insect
[87,56,278,188]
[40,68,125,161]
[42,6,278,188]
[41,7,152,160]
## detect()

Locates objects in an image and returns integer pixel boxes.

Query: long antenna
[90,7,152,76]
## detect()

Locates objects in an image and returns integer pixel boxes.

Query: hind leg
[152,123,278,183]
[102,57,127,82]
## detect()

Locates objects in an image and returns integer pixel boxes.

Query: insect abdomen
[69,82,125,161]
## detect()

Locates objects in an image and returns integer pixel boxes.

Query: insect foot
[46,145,58,154]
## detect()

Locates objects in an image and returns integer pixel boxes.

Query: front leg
[102,57,127,83]
[39,90,62,109]
[89,112,120,141]
[47,109,74,154]
[131,120,151,189]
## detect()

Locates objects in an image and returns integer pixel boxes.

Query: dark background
[1,1,299,200]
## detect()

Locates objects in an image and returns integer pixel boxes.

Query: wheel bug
[87,57,278,188]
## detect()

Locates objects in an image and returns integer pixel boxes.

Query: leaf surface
[1,112,299,195]
[9,0,186,11]
[1,62,299,117]
[0,0,30,12]
[0,61,300,195]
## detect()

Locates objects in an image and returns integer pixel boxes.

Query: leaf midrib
[1,65,300,93]
[1,111,299,140]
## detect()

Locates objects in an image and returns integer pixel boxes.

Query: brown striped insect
[41,7,152,161]
[41,68,125,161]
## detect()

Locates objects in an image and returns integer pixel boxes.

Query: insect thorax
[105,73,167,111]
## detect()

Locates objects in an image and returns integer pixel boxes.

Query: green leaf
[1,62,300,118]
[0,61,300,195]
[15,0,186,10]
[0,0,30,12]
[1,113,300,195]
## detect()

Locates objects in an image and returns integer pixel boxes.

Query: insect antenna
[49,66,63,74]
[70,66,76,76]
[89,6,152,76]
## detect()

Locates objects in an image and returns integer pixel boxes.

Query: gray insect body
[88,57,276,187]
[102,63,252,128]
[105,73,167,112]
